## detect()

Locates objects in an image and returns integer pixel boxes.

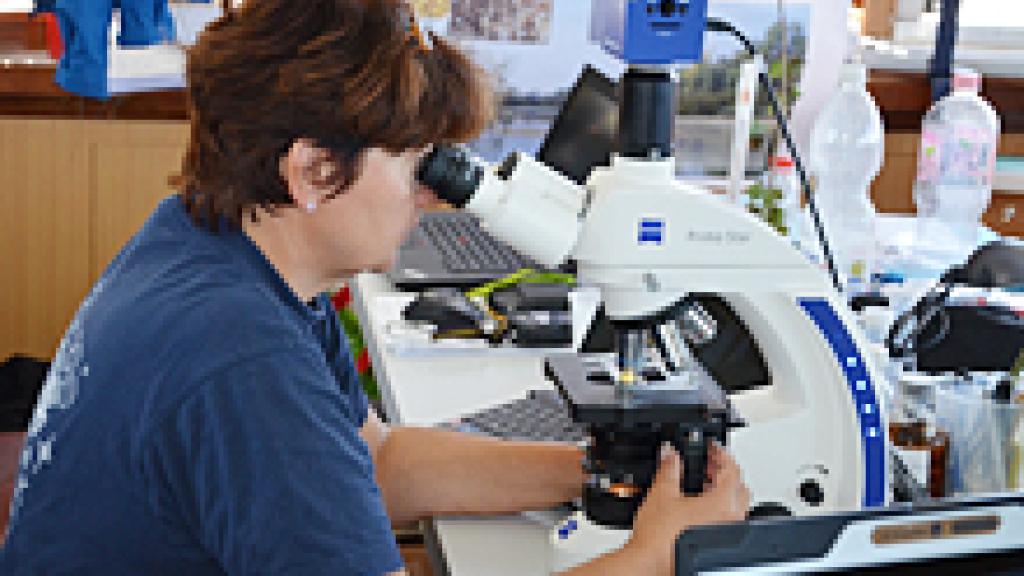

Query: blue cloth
[50,0,176,98]
[1,196,404,575]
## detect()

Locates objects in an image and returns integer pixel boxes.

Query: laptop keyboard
[420,213,530,274]
[440,389,588,444]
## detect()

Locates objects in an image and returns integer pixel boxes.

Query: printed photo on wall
[449,0,553,44]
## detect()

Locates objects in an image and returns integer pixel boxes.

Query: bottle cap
[953,68,981,93]
[872,271,906,285]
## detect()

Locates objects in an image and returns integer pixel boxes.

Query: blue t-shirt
[1,196,403,575]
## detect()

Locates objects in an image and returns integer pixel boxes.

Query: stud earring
[305,200,317,213]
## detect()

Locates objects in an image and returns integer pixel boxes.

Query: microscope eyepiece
[416,145,484,209]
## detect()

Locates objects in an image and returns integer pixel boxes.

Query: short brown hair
[177,0,494,230]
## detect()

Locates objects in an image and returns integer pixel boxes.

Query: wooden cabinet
[0,13,48,53]
[90,122,189,280]
[870,132,921,214]
[1,119,91,362]
[399,543,435,576]
[985,194,1024,234]
[0,118,188,361]
[396,526,437,576]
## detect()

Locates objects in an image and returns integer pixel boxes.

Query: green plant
[745,183,788,235]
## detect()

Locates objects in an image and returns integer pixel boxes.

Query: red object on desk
[331,285,352,310]
[41,13,62,60]
[356,349,371,374]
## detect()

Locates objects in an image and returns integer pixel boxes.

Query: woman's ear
[280,139,335,212]
[281,139,313,205]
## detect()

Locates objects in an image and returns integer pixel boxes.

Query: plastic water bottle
[913,68,1000,267]
[809,60,885,296]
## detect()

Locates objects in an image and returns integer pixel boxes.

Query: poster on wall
[449,0,553,44]
[405,0,821,173]
[410,0,554,44]
[410,0,621,95]
[408,0,452,35]
[408,0,812,108]
[409,0,453,18]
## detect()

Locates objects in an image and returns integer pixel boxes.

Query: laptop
[389,211,539,290]
[388,66,619,290]
[676,494,1024,575]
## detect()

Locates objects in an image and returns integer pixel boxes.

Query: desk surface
[351,272,563,576]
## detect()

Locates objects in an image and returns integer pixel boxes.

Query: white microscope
[415,0,890,570]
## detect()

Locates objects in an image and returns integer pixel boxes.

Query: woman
[1,1,748,574]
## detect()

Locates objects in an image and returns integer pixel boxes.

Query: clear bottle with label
[888,378,950,498]
[809,60,885,297]
[913,67,1001,268]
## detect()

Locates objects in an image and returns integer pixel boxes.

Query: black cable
[885,282,951,360]
[705,17,843,294]
[884,267,960,360]
[930,0,961,103]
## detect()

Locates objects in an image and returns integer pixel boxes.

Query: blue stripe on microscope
[798,298,886,508]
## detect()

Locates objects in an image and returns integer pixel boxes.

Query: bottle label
[918,130,941,182]
[849,259,867,282]
[918,127,997,186]
[893,445,930,489]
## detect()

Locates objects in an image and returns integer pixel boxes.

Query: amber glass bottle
[889,380,950,499]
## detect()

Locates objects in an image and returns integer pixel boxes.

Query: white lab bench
[350,272,568,576]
